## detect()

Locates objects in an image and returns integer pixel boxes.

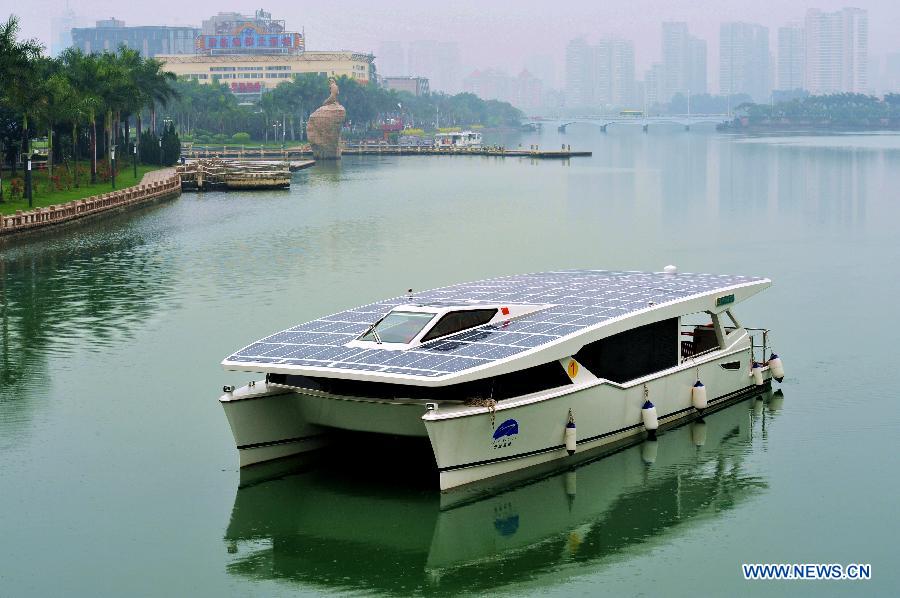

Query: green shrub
[231,132,251,144]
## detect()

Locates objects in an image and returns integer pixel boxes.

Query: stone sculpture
[307,77,346,159]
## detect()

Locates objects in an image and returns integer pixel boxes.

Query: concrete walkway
[140,167,177,185]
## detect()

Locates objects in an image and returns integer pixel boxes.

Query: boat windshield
[359,311,436,344]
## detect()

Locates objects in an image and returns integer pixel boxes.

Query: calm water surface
[1,126,898,596]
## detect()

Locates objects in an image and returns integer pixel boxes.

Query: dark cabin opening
[268,360,572,402]
[573,317,678,383]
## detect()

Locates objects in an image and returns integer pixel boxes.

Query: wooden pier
[177,159,295,191]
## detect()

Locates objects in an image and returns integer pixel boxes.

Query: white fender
[691,380,708,410]
[565,421,577,456]
[641,400,659,431]
[768,354,785,382]
[752,362,764,386]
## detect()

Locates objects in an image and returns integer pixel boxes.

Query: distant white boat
[219,268,785,491]
[433,130,482,148]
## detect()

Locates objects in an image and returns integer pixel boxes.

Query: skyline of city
[20,1,900,112]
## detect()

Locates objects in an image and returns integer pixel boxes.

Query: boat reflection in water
[224,389,784,594]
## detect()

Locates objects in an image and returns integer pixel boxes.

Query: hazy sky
[11,0,900,89]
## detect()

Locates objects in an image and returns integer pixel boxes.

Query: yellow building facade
[159,51,374,99]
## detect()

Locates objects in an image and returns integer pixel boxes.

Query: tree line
[1,15,181,200]
[733,93,900,128]
[2,10,523,186]
[169,75,524,144]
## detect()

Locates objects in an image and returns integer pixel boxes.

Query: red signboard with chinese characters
[196,26,304,52]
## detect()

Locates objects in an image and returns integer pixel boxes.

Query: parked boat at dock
[434,130,483,148]
[177,158,293,191]
[219,268,784,491]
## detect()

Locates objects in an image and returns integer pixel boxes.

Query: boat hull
[220,338,774,490]
[425,342,770,490]
[220,384,330,467]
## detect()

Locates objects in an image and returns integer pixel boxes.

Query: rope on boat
[465,397,498,427]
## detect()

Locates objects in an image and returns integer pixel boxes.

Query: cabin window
[574,318,678,383]
[359,311,435,344]
[420,309,498,342]
[681,314,722,358]
[688,325,719,355]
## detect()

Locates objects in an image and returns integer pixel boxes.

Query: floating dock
[177,159,295,191]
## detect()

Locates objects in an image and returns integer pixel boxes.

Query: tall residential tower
[777,22,805,91]
[662,22,707,102]
[804,7,868,94]
[720,22,770,102]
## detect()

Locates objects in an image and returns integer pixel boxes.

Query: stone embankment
[0,168,180,237]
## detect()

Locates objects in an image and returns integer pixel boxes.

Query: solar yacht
[219,268,784,490]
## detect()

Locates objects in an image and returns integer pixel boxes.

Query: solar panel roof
[223,270,768,381]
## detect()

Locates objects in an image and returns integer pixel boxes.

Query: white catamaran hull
[220,330,771,489]
[427,338,768,490]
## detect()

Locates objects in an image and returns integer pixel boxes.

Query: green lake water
[1,125,898,596]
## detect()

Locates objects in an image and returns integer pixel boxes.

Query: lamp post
[132,142,137,178]
[158,138,162,166]
[110,146,116,189]
[25,153,32,208]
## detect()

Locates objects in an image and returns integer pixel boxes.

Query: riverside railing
[0,174,181,236]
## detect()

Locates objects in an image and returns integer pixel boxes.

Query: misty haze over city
[21,0,900,113]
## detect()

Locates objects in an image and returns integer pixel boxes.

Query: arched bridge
[558,115,731,132]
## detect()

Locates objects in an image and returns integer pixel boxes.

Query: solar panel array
[225,270,764,378]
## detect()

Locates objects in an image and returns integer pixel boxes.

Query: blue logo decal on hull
[493,419,519,440]
[492,418,519,449]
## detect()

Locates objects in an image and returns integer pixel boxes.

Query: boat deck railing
[680,324,771,365]
[744,327,771,365]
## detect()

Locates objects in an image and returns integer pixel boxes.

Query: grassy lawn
[0,164,161,216]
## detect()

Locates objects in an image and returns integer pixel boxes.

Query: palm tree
[61,48,103,183]
[1,15,42,204]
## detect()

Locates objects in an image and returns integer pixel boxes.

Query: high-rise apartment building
[565,37,593,107]
[662,22,707,101]
[565,37,635,108]
[643,63,665,107]
[777,22,805,90]
[688,36,708,96]
[595,39,635,106]
[720,22,770,102]
[804,7,867,94]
